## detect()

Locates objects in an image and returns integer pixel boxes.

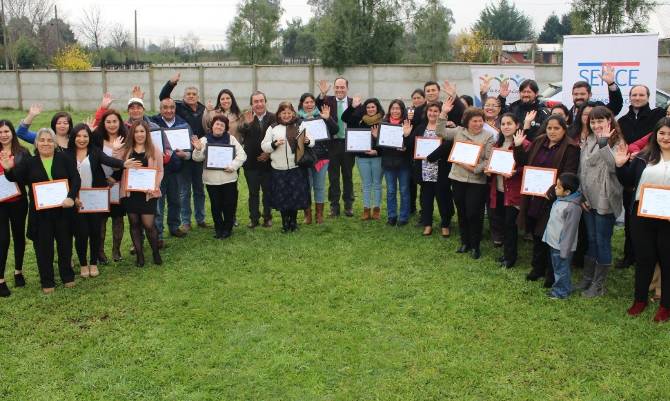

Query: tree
[78,6,106,65]
[4,0,54,33]
[412,0,454,62]
[281,18,317,63]
[226,0,283,64]
[52,44,92,70]
[453,30,501,63]
[569,0,656,34]
[38,18,76,60]
[182,31,201,61]
[474,0,534,41]
[109,24,131,50]
[538,13,571,43]
[12,36,42,68]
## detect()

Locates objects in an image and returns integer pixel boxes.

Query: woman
[341,97,384,220]
[568,101,597,144]
[1,128,80,294]
[114,121,163,267]
[408,89,426,215]
[381,99,412,226]
[437,104,495,259]
[191,115,247,239]
[67,124,139,278]
[203,89,242,141]
[93,109,128,263]
[261,101,314,232]
[482,95,504,246]
[297,93,338,224]
[617,118,670,322]
[0,121,30,297]
[514,115,580,287]
[17,104,73,150]
[409,101,454,238]
[577,106,624,298]
[483,96,503,133]
[551,104,570,121]
[488,113,530,268]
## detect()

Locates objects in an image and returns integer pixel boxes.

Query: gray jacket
[578,135,623,216]
[542,192,583,259]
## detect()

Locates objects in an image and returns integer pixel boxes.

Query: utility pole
[54,5,61,53]
[1,0,9,70]
[134,10,138,64]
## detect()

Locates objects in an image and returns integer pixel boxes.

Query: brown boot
[315,203,325,224]
[372,207,381,220]
[361,208,371,221]
[303,206,313,225]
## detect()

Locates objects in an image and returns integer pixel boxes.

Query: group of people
[1,71,669,324]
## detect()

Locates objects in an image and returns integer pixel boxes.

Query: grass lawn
[1,110,669,400]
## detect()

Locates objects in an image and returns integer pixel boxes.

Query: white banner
[562,33,658,117]
[471,66,535,107]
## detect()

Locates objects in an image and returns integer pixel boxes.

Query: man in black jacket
[499,79,549,140]
[238,90,276,228]
[567,66,623,124]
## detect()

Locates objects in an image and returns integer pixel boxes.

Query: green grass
[1,110,669,400]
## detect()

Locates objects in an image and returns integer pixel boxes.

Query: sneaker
[197,221,208,228]
[170,228,187,238]
[181,223,192,232]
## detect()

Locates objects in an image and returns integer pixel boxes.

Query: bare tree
[109,23,130,50]
[4,0,54,32]
[181,31,201,58]
[78,5,106,64]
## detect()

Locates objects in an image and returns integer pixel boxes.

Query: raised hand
[84,115,96,131]
[100,92,114,109]
[371,125,379,138]
[131,85,145,99]
[318,79,331,96]
[352,95,362,108]
[598,121,613,138]
[614,141,630,167]
[112,136,125,151]
[499,80,511,98]
[243,109,253,124]
[402,119,412,136]
[600,65,615,86]
[443,79,457,98]
[170,72,181,85]
[513,129,527,147]
[479,77,491,94]
[524,110,537,128]
[441,96,455,117]
[320,104,331,120]
[206,100,214,111]
[24,103,43,125]
[191,135,203,151]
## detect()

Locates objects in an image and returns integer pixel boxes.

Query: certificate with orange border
[448,141,482,167]
[124,167,157,192]
[638,184,670,220]
[78,188,110,213]
[520,166,557,196]
[413,137,442,160]
[0,173,20,202]
[32,179,69,210]
[485,148,516,177]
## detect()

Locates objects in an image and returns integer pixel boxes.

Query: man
[150,98,190,241]
[567,66,623,124]
[160,72,207,232]
[237,90,275,228]
[499,79,549,140]
[316,77,355,217]
[412,80,465,128]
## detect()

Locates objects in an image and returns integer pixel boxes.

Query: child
[542,173,582,299]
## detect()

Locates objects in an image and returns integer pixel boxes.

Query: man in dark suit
[238,90,276,228]
[316,77,355,217]
[567,66,623,124]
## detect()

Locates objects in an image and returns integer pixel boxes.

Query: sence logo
[578,61,640,87]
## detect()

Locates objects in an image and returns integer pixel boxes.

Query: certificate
[346,129,372,152]
[448,141,483,167]
[0,173,20,202]
[164,128,192,151]
[205,144,235,170]
[377,123,404,149]
[302,119,329,142]
[521,166,557,196]
[125,168,157,192]
[78,188,110,213]
[638,184,670,220]
[110,182,120,204]
[485,148,516,177]
[102,146,114,177]
[151,130,164,153]
[414,137,442,160]
[32,179,69,210]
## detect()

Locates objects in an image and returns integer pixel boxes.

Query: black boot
[290,211,298,231]
[281,212,290,233]
[0,282,10,297]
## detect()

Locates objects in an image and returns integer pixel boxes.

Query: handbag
[295,129,317,168]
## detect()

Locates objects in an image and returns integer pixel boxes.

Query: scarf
[206,132,231,145]
[281,121,300,153]
[361,113,382,127]
[388,117,402,125]
[297,108,320,119]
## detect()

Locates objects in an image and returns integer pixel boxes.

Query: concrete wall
[2,60,669,112]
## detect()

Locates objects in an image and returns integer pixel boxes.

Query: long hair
[536,115,569,139]
[362,98,385,117]
[125,120,155,161]
[586,105,623,147]
[214,89,241,116]
[423,101,442,122]
[496,112,520,147]
[298,93,317,112]
[640,117,670,165]
[568,101,598,140]
[384,99,407,122]
[50,111,73,136]
[94,109,128,144]
[67,123,95,154]
[0,120,29,157]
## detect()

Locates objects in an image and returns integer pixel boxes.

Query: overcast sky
[57,0,572,48]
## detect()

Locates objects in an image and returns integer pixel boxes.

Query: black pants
[622,189,635,262]
[327,139,355,210]
[409,176,418,214]
[572,216,588,268]
[33,209,75,288]
[631,208,670,308]
[494,191,520,264]
[74,212,102,266]
[488,202,504,243]
[244,168,272,223]
[452,180,487,249]
[526,214,552,280]
[0,198,27,278]
[206,182,238,235]
[419,179,454,228]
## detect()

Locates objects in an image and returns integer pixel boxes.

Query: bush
[52,45,92,71]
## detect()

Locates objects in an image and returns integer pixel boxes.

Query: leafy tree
[227,0,283,64]
[412,0,454,62]
[570,0,656,34]
[52,44,92,70]
[13,36,43,68]
[282,18,317,63]
[38,18,76,60]
[538,13,571,43]
[453,30,501,63]
[474,0,534,41]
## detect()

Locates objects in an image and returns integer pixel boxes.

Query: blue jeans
[179,159,206,225]
[583,210,616,265]
[550,247,573,299]
[156,172,182,239]
[384,167,410,222]
[308,161,329,204]
[356,157,382,208]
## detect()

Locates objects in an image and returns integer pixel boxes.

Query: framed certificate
[638,184,670,220]
[32,179,69,210]
[414,137,442,160]
[345,129,372,152]
[205,144,235,170]
[485,148,516,177]
[0,173,20,202]
[78,188,110,213]
[164,127,192,151]
[448,141,483,167]
[124,167,158,192]
[110,182,121,204]
[302,119,329,142]
[150,129,164,153]
[521,166,557,196]
[377,123,404,149]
